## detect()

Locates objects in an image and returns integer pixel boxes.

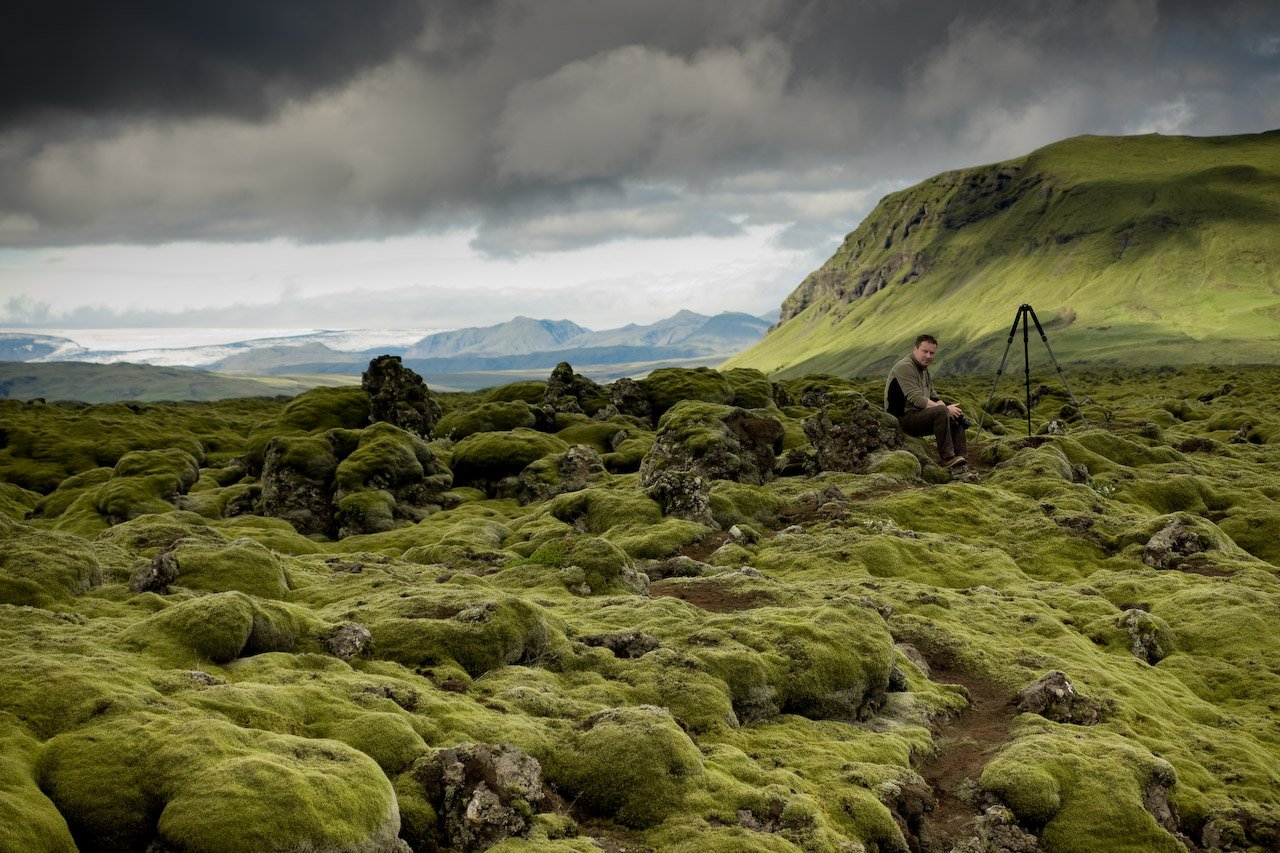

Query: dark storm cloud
[1,0,1277,252]
[0,0,458,126]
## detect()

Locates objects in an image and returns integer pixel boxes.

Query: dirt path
[913,667,1017,851]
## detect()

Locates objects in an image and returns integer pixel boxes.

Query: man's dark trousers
[899,407,967,461]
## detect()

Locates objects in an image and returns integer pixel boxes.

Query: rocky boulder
[324,622,372,661]
[580,630,661,658]
[511,444,605,505]
[409,742,545,851]
[130,548,180,594]
[332,423,453,537]
[363,355,441,438]
[638,401,782,524]
[602,376,653,422]
[948,804,1043,852]
[543,361,606,415]
[259,435,338,536]
[1014,671,1109,725]
[641,468,715,527]
[640,401,784,487]
[1118,609,1175,665]
[1142,517,1208,570]
[802,391,903,472]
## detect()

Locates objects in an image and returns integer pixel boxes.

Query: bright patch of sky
[0,225,817,332]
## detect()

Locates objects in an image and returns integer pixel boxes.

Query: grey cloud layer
[2,0,1277,252]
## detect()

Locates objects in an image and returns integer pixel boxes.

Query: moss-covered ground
[1,364,1278,852]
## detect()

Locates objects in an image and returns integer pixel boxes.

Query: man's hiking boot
[941,455,966,469]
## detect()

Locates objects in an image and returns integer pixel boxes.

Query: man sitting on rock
[884,334,968,469]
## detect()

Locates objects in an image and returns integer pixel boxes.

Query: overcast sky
[2,0,1277,334]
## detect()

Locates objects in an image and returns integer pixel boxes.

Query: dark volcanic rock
[130,548,180,594]
[259,435,337,536]
[637,401,782,527]
[1015,670,1109,725]
[362,355,441,438]
[323,622,372,661]
[544,361,605,415]
[642,468,715,527]
[1142,518,1207,570]
[605,376,653,421]
[511,444,606,505]
[802,391,903,473]
[1118,609,1174,664]
[410,742,544,851]
[948,804,1043,852]
[580,630,661,659]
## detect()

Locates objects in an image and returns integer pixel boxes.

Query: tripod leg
[1023,306,1032,437]
[1025,306,1087,426]
[976,305,1027,437]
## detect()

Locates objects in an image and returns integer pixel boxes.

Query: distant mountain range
[726,129,1280,377]
[0,310,772,399]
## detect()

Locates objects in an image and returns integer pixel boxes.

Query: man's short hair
[915,334,938,347]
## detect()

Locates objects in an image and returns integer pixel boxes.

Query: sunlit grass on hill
[726,130,1280,378]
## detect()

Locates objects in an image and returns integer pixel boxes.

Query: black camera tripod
[975,303,1085,438]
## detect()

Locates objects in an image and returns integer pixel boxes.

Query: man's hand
[946,403,964,419]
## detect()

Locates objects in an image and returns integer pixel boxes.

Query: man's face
[913,340,937,367]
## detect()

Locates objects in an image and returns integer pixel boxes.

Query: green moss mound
[721,367,776,409]
[244,386,370,469]
[0,717,77,852]
[482,380,547,404]
[982,726,1184,852]
[641,367,736,419]
[37,712,399,853]
[0,521,103,607]
[166,538,290,599]
[122,592,324,665]
[551,705,705,828]
[91,448,202,525]
[432,400,537,440]
[0,482,41,521]
[449,429,570,488]
[368,589,566,677]
[526,535,648,595]
[690,604,894,724]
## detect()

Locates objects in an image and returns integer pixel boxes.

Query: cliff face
[780,163,1041,322]
[729,130,1280,377]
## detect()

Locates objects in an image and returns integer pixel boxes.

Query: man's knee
[899,407,944,437]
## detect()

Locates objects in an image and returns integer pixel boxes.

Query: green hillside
[0,362,357,403]
[726,130,1280,377]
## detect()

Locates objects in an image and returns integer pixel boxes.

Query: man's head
[912,334,938,367]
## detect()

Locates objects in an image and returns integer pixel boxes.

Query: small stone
[131,549,180,594]
[324,622,372,661]
[580,630,661,659]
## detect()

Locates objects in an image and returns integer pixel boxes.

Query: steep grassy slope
[726,131,1280,377]
[2,363,1279,851]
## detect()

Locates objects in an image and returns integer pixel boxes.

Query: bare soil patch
[912,666,1018,852]
[649,579,774,612]
[677,530,729,562]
